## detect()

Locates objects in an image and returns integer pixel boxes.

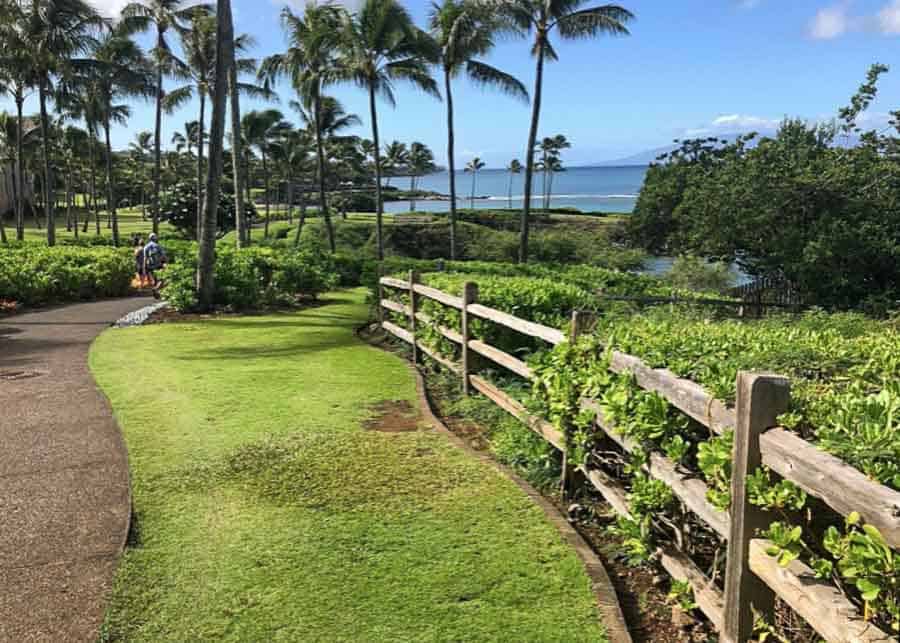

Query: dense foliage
[0,243,134,305]
[162,181,257,238]
[163,246,339,311]
[627,65,900,311]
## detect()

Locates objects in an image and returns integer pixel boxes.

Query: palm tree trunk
[152,35,164,235]
[469,171,475,210]
[287,172,294,224]
[369,87,384,261]
[293,180,306,247]
[507,171,513,209]
[65,160,72,233]
[312,93,335,253]
[104,116,120,247]
[444,68,457,260]
[409,174,415,212]
[520,41,545,263]
[198,0,233,310]
[15,94,25,241]
[90,135,100,234]
[228,59,246,249]
[262,151,270,238]
[196,90,206,242]
[38,79,55,246]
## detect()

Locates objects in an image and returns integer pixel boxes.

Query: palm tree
[78,25,155,246]
[382,140,408,187]
[258,2,345,254]
[407,141,435,211]
[122,0,207,235]
[464,156,484,209]
[337,0,441,260]
[197,0,235,309]
[540,133,569,210]
[171,120,199,154]
[241,109,290,238]
[505,158,522,209]
[497,0,633,261]
[289,94,359,239]
[24,0,104,246]
[429,0,527,258]
[129,130,154,217]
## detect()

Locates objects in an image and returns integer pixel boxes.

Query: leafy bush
[664,255,734,294]
[163,246,339,312]
[0,243,134,305]
[162,181,257,238]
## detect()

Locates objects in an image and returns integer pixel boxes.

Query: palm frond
[554,4,634,39]
[465,60,528,102]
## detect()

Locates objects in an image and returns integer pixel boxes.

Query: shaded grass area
[90,289,606,642]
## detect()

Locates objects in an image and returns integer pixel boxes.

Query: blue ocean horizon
[383,165,648,214]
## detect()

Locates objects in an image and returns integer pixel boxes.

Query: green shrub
[664,255,734,294]
[0,243,134,305]
[162,181,257,238]
[163,246,339,312]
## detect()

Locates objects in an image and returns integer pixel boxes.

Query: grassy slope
[91,290,606,642]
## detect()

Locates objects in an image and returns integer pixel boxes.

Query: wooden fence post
[723,372,791,643]
[377,263,384,326]
[409,270,420,365]
[461,282,478,395]
[560,310,596,499]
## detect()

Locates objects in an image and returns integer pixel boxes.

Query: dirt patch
[364,400,422,433]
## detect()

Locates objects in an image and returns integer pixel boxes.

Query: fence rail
[378,274,900,643]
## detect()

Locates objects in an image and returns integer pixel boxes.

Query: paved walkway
[0,298,154,643]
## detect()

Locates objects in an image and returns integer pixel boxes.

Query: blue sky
[3,0,899,167]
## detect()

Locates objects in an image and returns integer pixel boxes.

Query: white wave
[484,193,638,201]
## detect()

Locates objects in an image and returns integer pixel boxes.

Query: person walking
[142,233,167,298]
[132,236,147,287]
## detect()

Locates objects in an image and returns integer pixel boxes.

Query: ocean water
[383,165,647,214]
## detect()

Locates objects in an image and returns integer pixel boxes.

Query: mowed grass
[90,289,606,642]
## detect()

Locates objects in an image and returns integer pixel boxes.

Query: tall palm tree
[505,158,522,209]
[407,141,435,212]
[122,0,207,235]
[382,140,408,187]
[258,2,345,254]
[0,2,39,241]
[75,25,154,246]
[338,0,441,260]
[539,133,569,210]
[171,119,199,154]
[429,0,527,258]
[198,0,235,309]
[290,94,359,239]
[25,0,104,246]
[129,130,154,217]
[241,109,290,238]
[497,0,633,262]
[464,156,484,209]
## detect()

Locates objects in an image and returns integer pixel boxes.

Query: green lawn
[90,289,606,642]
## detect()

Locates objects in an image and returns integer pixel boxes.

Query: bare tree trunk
[38,79,55,246]
[293,183,306,247]
[196,90,206,241]
[444,68,457,260]
[152,36,163,235]
[262,151,270,238]
[369,87,384,261]
[104,116,120,247]
[520,42,545,263]
[15,94,25,241]
[198,0,233,309]
[313,92,335,253]
[229,58,246,248]
[65,161,72,233]
[287,173,294,224]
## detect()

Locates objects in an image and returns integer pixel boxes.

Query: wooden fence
[379,273,900,643]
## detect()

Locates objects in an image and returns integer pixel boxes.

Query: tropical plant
[464,156,485,209]
[429,0,527,257]
[495,0,633,261]
[258,2,345,253]
[337,0,440,260]
[407,141,436,211]
[129,130,155,217]
[538,133,569,209]
[505,158,522,209]
[382,140,408,187]
[122,0,207,234]
[171,119,199,154]
[241,108,290,238]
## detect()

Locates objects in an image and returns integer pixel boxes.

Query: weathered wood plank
[413,283,464,309]
[469,375,565,450]
[381,321,413,345]
[416,341,461,374]
[580,399,730,538]
[760,428,900,550]
[608,351,735,435]
[409,271,420,365]
[414,311,464,344]
[658,547,726,632]
[381,298,410,316]
[578,465,632,519]
[461,283,477,395]
[380,276,408,290]
[749,539,897,643]
[467,340,533,380]
[467,303,566,345]
[723,373,790,643]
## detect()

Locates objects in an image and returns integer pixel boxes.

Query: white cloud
[684,114,780,136]
[878,0,900,33]
[809,5,849,39]
[87,0,130,18]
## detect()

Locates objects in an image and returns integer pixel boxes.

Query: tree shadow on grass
[173,334,362,361]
